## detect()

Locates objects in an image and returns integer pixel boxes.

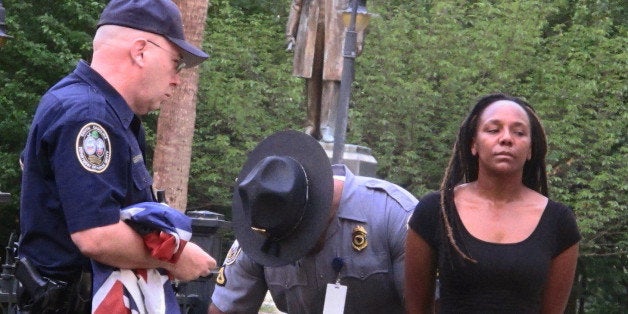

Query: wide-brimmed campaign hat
[232,130,333,266]
[97,0,209,68]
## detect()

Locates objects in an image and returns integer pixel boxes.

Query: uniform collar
[332,164,367,223]
[73,60,136,129]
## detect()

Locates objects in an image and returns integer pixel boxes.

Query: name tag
[323,283,347,314]
[132,154,144,164]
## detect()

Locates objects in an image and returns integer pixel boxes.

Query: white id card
[322,283,347,314]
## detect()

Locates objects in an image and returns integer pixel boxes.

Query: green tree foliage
[188,0,303,211]
[527,2,627,311]
[0,0,624,311]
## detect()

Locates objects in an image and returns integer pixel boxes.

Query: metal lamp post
[331,0,370,164]
[0,0,11,47]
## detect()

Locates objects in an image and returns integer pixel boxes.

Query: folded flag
[92,202,192,314]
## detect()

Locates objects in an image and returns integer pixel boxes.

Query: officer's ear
[129,38,149,68]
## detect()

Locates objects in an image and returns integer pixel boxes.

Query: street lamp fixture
[332,0,369,164]
[0,0,12,47]
[341,2,370,33]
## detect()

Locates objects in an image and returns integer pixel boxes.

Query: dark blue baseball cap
[97,0,208,68]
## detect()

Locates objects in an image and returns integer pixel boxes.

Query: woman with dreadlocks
[404,94,581,313]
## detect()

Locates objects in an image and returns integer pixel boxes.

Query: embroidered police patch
[76,123,111,173]
[224,240,242,266]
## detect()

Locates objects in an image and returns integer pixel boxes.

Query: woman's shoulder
[408,191,442,245]
[543,197,575,218]
[542,198,581,255]
[418,190,441,205]
[546,198,571,210]
[412,191,442,219]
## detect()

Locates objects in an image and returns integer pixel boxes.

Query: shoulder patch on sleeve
[76,122,111,173]
[224,240,242,266]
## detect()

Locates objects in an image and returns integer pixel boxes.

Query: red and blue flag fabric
[91,202,191,314]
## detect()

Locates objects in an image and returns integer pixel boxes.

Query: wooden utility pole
[152,0,210,212]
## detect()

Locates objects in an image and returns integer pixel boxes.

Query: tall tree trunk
[152,0,210,212]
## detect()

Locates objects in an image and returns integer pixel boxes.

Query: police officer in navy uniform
[17,0,216,312]
[209,130,418,313]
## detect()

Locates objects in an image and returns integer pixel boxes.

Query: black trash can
[177,210,231,314]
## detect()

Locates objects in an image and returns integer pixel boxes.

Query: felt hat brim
[232,130,333,266]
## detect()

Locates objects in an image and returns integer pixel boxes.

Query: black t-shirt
[408,191,581,313]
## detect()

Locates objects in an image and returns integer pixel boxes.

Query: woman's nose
[499,130,513,145]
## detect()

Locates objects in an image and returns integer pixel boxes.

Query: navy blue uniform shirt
[19,60,154,279]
